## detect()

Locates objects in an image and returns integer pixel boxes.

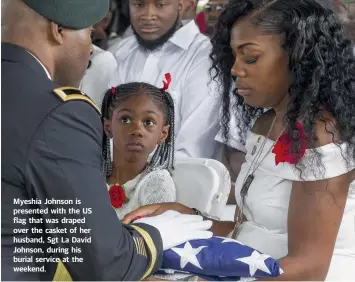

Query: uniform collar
[2,43,52,80]
[27,51,52,80]
[168,20,201,50]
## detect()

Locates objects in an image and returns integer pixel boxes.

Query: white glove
[134,210,213,250]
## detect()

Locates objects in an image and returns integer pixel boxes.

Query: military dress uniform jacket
[1,43,163,281]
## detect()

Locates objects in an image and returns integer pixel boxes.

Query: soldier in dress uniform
[1,0,212,280]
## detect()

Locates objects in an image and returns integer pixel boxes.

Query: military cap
[23,0,109,30]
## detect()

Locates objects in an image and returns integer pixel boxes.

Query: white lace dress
[232,132,355,280]
[107,168,176,219]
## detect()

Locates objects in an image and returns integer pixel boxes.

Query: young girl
[100,77,176,219]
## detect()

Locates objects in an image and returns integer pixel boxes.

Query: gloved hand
[134,210,213,250]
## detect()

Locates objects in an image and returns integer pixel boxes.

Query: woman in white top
[124,0,355,280]
[101,80,176,219]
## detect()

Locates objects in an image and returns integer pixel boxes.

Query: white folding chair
[202,159,231,217]
[173,157,231,218]
[172,162,219,215]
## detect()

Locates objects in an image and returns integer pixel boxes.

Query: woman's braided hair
[101,81,175,177]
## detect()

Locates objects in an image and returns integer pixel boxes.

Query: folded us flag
[158,236,283,281]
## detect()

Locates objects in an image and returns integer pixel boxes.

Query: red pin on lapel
[162,73,171,91]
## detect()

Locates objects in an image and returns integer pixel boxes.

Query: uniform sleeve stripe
[130,225,157,279]
[133,237,146,257]
[140,239,147,257]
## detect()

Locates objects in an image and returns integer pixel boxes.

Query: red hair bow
[162,73,171,91]
[111,87,116,95]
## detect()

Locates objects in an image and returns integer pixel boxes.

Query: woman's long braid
[100,82,176,177]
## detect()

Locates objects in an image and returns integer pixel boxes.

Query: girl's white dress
[107,168,176,219]
[233,132,355,280]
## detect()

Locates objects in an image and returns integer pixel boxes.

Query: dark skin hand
[122,202,235,237]
[122,202,195,223]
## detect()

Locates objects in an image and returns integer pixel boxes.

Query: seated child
[100,79,177,219]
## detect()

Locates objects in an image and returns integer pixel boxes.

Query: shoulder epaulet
[52,87,100,114]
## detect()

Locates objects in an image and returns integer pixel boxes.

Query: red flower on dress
[272,122,307,165]
[109,184,127,208]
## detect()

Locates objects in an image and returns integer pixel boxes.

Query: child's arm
[138,170,176,205]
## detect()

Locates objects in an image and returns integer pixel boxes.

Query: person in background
[101,82,177,220]
[109,0,221,159]
[195,8,207,34]
[333,0,355,43]
[107,0,134,50]
[204,0,226,36]
[1,0,212,280]
[92,9,113,50]
[180,0,207,33]
[80,45,118,107]
[81,0,121,107]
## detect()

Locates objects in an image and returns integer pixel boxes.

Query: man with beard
[109,0,220,159]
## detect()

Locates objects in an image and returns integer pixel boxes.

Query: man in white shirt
[109,0,220,159]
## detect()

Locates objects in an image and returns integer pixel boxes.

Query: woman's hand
[122,202,194,224]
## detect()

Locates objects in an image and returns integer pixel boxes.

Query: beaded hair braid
[100,81,175,177]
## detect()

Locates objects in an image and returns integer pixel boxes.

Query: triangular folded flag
[158,236,283,281]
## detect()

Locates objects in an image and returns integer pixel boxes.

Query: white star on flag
[171,242,207,270]
[216,236,245,245]
[236,250,272,276]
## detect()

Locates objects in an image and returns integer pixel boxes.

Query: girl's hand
[122,202,194,224]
